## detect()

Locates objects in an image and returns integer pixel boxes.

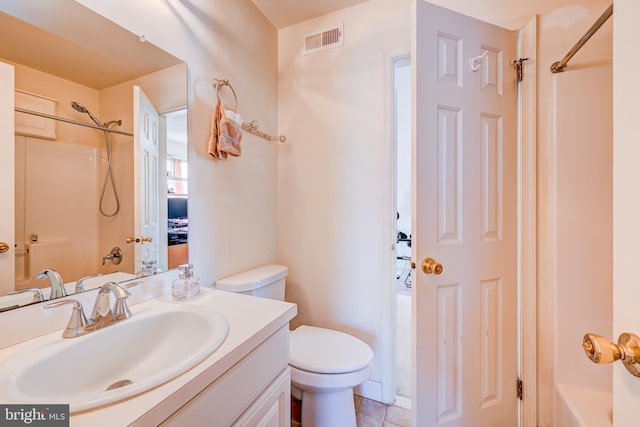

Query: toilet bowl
[289,325,373,427]
[215,265,374,427]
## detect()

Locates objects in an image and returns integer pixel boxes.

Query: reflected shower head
[71,101,102,127]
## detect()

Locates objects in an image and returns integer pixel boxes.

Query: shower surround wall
[10,60,103,288]
[553,64,613,424]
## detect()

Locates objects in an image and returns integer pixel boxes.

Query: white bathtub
[556,385,612,427]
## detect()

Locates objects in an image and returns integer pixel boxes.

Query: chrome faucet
[35,269,66,299]
[45,300,92,338]
[102,247,122,266]
[44,281,140,339]
[75,273,103,293]
[88,282,132,329]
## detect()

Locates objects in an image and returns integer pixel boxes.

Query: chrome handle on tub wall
[583,332,640,377]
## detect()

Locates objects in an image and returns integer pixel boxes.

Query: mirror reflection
[0,1,188,311]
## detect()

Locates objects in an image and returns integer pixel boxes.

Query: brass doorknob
[583,332,640,377]
[0,242,9,253]
[422,257,443,275]
[126,236,153,244]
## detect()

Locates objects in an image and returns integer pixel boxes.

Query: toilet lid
[289,325,373,374]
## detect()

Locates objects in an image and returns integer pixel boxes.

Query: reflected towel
[208,100,243,160]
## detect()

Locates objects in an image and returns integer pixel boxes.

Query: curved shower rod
[550,4,613,74]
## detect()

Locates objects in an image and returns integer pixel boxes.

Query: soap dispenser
[172,264,200,299]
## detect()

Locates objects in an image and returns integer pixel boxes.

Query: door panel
[0,61,15,294]
[133,86,160,270]
[412,2,518,426]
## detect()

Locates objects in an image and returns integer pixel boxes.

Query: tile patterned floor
[291,395,411,427]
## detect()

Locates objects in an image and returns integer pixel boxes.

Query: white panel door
[133,86,160,270]
[613,0,640,424]
[0,61,15,294]
[412,2,518,426]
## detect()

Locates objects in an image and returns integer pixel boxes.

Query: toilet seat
[289,325,373,374]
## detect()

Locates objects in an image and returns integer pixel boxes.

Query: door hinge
[517,378,523,400]
[510,57,530,83]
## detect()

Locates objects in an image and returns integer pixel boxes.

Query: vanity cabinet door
[233,368,290,427]
[158,326,289,427]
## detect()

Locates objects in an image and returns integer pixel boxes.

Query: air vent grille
[303,24,344,55]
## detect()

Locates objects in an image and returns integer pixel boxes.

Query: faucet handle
[124,280,143,289]
[45,299,92,338]
[75,273,103,293]
[109,283,133,320]
[8,288,45,303]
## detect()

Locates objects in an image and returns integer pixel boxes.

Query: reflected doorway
[393,56,412,407]
[163,108,188,270]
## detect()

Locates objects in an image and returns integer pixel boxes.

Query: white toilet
[215,264,373,427]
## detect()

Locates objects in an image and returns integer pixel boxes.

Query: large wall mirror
[0,0,188,312]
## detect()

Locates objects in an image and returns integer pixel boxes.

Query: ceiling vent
[303,24,344,55]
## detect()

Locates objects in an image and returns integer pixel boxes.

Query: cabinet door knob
[0,242,9,253]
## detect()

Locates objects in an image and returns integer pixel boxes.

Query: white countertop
[0,286,297,426]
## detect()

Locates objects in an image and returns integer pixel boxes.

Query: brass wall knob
[422,257,443,275]
[0,242,9,253]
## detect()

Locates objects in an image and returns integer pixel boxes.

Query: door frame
[509,15,537,427]
[383,13,537,426]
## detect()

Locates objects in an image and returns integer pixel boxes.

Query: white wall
[78,0,280,283]
[395,60,412,243]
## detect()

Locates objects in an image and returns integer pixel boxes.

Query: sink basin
[0,302,228,412]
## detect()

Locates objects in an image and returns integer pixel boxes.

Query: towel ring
[212,78,238,110]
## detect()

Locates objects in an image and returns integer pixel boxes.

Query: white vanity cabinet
[157,326,291,427]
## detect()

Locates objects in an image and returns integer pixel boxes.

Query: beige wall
[277,0,612,419]
[79,0,280,283]
[77,0,615,422]
[277,0,412,402]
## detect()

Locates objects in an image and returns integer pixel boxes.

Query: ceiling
[0,1,182,90]
[252,0,370,29]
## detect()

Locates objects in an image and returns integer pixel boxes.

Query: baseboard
[355,379,384,403]
[394,395,412,410]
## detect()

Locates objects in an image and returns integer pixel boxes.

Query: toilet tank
[214,264,288,301]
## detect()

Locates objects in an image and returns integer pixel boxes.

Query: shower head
[71,101,103,127]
